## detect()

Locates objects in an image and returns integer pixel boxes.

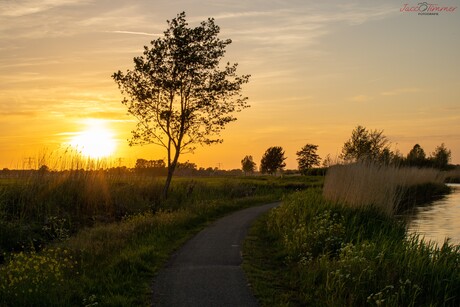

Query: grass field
[0,171,322,306]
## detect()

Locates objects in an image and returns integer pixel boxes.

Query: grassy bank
[244,189,460,306]
[0,173,322,306]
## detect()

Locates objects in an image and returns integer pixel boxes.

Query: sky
[1,0,459,170]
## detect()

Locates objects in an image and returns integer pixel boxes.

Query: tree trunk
[162,166,174,199]
[162,149,181,199]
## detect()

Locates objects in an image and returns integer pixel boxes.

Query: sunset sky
[1,0,459,170]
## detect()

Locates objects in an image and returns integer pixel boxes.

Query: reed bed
[445,167,460,183]
[323,162,446,215]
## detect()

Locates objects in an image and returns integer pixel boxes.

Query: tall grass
[445,166,460,183]
[244,189,460,306]
[0,150,321,305]
[0,170,164,254]
[323,162,446,215]
[1,170,301,256]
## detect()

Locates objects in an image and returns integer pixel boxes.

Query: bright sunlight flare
[69,119,117,158]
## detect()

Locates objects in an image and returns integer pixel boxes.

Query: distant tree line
[403,143,452,169]
[340,125,453,170]
[240,144,322,176]
[133,159,243,177]
[0,125,455,179]
[238,124,455,177]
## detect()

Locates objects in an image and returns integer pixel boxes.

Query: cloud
[76,111,132,121]
[218,4,397,69]
[108,30,162,37]
[0,2,157,40]
[0,0,90,17]
[348,95,373,103]
[196,11,275,21]
[0,110,37,117]
[380,87,423,96]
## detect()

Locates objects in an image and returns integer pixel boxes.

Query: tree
[135,159,166,169]
[322,154,333,168]
[241,155,256,175]
[340,125,390,163]
[260,146,286,175]
[430,143,451,169]
[296,144,320,174]
[38,165,50,173]
[113,12,250,198]
[406,144,426,167]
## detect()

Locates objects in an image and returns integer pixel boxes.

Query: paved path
[152,202,280,307]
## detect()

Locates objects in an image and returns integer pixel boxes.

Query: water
[405,184,460,246]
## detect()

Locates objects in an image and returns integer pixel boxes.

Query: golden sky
[1,0,459,169]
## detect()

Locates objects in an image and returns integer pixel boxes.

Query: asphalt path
[151,201,280,307]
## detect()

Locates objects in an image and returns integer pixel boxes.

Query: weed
[0,247,78,306]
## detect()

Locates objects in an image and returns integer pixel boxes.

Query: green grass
[0,173,322,306]
[244,189,460,306]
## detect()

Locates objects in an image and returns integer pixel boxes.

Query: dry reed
[323,162,445,215]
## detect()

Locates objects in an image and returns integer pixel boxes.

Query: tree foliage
[431,143,451,170]
[400,143,452,169]
[340,125,390,163]
[406,144,426,167]
[241,155,256,175]
[296,144,320,174]
[260,147,286,175]
[135,159,166,169]
[112,12,250,197]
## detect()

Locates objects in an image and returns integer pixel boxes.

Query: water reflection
[405,184,460,246]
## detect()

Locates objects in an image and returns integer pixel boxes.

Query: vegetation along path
[152,201,280,306]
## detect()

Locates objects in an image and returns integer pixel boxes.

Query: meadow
[244,164,459,306]
[0,169,320,306]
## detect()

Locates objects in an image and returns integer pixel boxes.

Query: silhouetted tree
[176,161,197,176]
[430,143,451,170]
[135,159,166,169]
[241,155,256,175]
[135,158,167,175]
[322,154,333,168]
[113,12,250,198]
[406,144,427,167]
[296,144,320,175]
[38,165,50,173]
[340,125,390,163]
[260,146,286,175]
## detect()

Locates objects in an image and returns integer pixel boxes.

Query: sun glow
[69,120,117,158]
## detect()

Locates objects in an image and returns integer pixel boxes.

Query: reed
[445,166,460,183]
[323,162,446,215]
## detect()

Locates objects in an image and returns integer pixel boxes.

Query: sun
[70,120,117,158]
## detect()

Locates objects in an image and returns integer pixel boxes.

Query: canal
[406,183,460,246]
